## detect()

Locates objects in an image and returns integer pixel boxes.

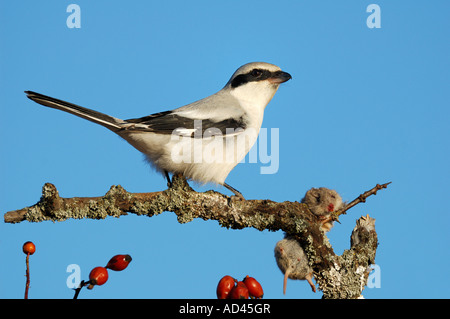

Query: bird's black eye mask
[230,68,273,88]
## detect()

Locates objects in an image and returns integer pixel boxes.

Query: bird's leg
[164,171,172,188]
[222,183,245,200]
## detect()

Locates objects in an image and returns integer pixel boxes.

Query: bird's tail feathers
[24,91,123,131]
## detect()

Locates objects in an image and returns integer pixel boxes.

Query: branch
[320,214,378,298]
[4,176,389,298]
[73,280,88,299]
[3,175,312,235]
[331,182,391,222]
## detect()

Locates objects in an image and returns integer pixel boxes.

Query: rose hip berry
[88,266,109,289]
[216,275,236,299]
[22,241,36,255]
[229,281,249,299]
[106,254,132,271]
[243,275,264,298]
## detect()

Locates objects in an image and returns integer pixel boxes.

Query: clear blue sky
[1,1,448,299]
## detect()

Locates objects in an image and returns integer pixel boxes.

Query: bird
[301,187,344,232]
[25,62,291,199]
[274,235,316,294]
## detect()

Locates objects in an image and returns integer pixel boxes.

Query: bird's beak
[268,71,292,84]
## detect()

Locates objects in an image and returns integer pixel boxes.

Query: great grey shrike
[25,62,291,199]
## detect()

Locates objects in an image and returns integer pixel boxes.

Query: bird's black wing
[122,111,247,137]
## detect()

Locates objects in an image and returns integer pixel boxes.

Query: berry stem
[24,253,30,299]
[73,280,89,299]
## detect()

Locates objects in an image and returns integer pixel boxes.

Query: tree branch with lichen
[4,175,314,233]
[3,175,389,299]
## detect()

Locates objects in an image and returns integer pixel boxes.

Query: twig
[331,182,391,222]
[73,280,89,299]
[24,253,30,299]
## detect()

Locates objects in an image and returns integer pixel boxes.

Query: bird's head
[224,62,291,110]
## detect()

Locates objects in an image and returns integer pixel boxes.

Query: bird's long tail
[24,91,123,132]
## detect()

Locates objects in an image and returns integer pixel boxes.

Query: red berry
[22,241,36,255]
[216,275,236,299]
[229,281,249,299]
[106,254,132,271]
[88,267,108,289]
[243,275,264,298]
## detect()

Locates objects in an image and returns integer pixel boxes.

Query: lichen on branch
[4,175,313,235]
